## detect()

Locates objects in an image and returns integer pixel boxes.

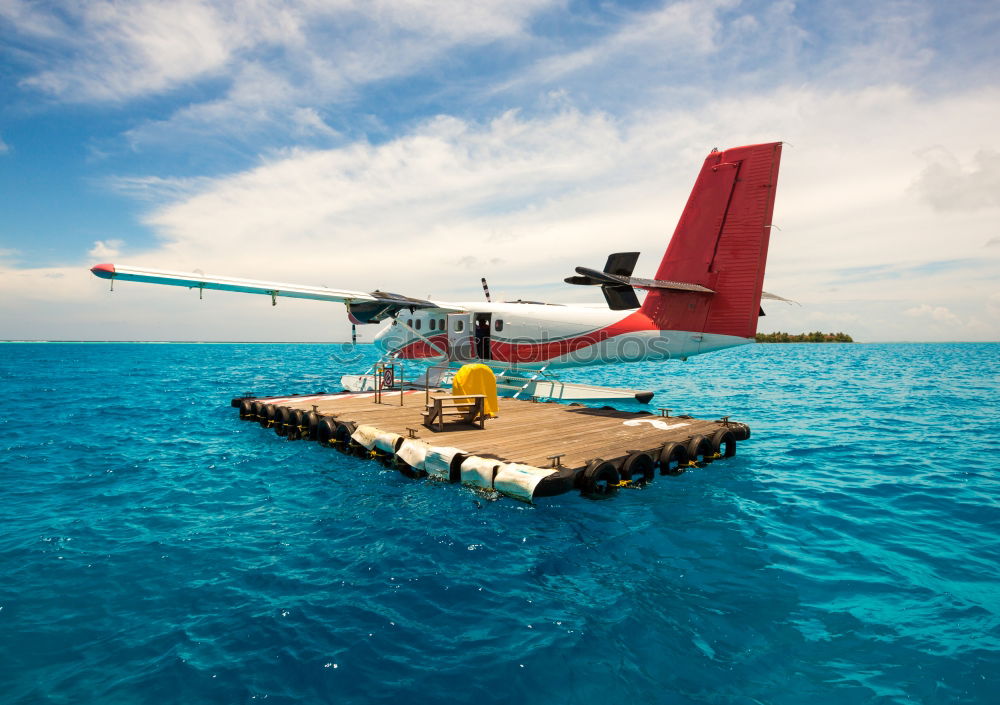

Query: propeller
[481,277,492,302]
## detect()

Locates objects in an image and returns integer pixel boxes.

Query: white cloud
[1,84,986,341]
[88,240,124,259]
[805,311,859,324]
[3,1,999,342]
[8,0,989,164]
[291,107,339,139]
[7,0,555,105]
[107,175,210,203]
[0,134,8,154]
[508,0,734,88]
[904,303,961,325]
[809,1,936,86]
[0,0,555,150]
[909,148,1000,211]
[0,0,68,39]
[18,1,243,101]
[124,108,630,289]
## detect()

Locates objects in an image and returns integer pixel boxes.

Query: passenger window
[429,319,436,331]
[440,319,445,330]
[455,320,464,332]
[495,319,504,332]
[405,319,412,327]
[415,319,422,330]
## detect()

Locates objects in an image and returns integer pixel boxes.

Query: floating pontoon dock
[232,390,750,502]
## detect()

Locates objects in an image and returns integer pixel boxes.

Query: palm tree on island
[755,331,854,343]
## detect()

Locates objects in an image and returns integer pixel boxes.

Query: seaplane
[91,142,789,402]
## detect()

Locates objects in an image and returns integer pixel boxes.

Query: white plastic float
[378,435,557,502]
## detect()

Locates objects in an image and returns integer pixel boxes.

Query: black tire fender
[274,407,293,437]
[239,399,255,420]
[533,468,577,498]
[397,461,428,479]
[710,429,737,458]
[686,435,713,464]
[581,459,620,497]
[620,451,655,485]
[729,422,751,441]
[302,411,320,440]
[449,453,468,483]
[335,421,358,453]
[316,417,337,446]
[658,442,689,475]
[285,409,304,440]
[259,404,277,429]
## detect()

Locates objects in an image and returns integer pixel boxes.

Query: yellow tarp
[451,363,499,417]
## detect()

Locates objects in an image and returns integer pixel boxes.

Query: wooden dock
[232,390,750,502]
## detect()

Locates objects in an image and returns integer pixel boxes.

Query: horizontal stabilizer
[571,266,716,294]
[563,251,640,286]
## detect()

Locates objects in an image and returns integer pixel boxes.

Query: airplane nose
[90,263,116,279]
[373,321,397,351]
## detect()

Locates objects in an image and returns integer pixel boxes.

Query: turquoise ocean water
[1,342,997,704]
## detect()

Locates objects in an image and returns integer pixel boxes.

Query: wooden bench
[423,394,487,432]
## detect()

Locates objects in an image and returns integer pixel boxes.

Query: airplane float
[91,142,788,402]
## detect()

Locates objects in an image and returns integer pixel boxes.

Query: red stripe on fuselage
[489,311,655,364]
[397,333,449,359]
[392,313,656,364]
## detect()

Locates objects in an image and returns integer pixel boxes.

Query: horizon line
[3,339,999,345]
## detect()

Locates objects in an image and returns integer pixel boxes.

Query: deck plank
[262,391,742,472]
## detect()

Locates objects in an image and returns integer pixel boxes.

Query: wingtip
[90,263,115,279]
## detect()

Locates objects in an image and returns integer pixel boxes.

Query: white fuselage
[374,301,750,370]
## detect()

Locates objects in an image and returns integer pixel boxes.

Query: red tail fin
[640,142,782,339]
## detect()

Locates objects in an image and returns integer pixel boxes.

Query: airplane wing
[90,263,463,322]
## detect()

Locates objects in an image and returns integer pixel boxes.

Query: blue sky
[1,0,998,341]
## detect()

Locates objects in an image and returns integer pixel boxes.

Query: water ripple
[0,342,997,704]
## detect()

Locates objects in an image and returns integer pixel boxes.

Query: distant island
[755,331,854,343]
